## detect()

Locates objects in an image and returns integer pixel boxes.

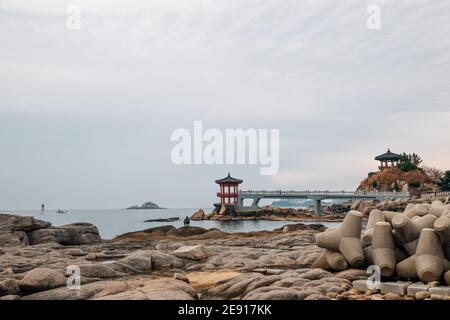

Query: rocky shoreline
[189,198,415,222]
[190,204,350,222]
[1,197,450,301]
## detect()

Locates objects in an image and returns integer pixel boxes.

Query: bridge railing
[420,191,450,199]
[238,190,409,197]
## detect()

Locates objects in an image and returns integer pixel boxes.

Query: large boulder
[112,251,153,274]
[113,225,176,241]
[20,268,67,293]
[27,223,101,245]
[150,250,184,269]
[0,231,29,246]
[243,287,305,300]
[298,268,334,280]
[77,264,126,279]
[334,269,369,281]
[0,214,51,247]
[0,214,51,232]
[21,280,129,300]
[191,209,205,221]
[202,273,264,300]
[21,278,197,300]
[0,278,21,296]
[352,200,378,215]
[172,245,208,260]
[94,279,197,300]
[219,204,227,215]
[112,250,183,273]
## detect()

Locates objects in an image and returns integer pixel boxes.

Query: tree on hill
[423,166,444,182]
[398,153,423,172]
[437,171,450,191]
[409,153,423,167]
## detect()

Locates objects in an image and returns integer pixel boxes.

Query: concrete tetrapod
[311,250,348,271]
[364,246,408,266]
[363,246,373,265]
[315,210,364,267]
[396,255,418,279]
[391,214,437,255]
[383,211,400,223]
[415,214,438,229]
[428,200,449,218]
[433,215,450,259]
[404,203,430,218]
[361,210,385,246]
[371,222,396,277]
[415,228,450,283]
[445,270,450,285]
[443,210,450,218]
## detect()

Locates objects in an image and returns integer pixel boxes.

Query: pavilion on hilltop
[375,149,401,171]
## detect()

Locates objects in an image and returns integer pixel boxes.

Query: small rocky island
[126,201,164,210]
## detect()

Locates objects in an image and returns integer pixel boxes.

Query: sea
[8,208,342,240]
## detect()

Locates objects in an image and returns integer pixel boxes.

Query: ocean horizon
[6,208,341,240]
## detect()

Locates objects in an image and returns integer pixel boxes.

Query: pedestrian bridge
[237,190,410,214]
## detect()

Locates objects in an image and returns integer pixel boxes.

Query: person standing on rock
[184,216,191,227]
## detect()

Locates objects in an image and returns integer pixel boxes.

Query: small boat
[56,209,68,214]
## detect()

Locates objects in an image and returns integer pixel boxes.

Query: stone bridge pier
[311,197,323,214]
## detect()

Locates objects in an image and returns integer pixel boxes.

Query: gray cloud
[0,0,449,209]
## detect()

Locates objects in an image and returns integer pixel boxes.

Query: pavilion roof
[375,149,401,161]
[215,173,243,184]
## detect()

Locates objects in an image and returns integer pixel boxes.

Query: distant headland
[126,201,165,209]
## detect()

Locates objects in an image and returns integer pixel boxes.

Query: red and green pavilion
[215,173,243,205]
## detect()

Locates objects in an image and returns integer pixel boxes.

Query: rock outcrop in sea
[126,201,164,209]
[191,204,348,222]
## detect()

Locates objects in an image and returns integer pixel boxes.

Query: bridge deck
[238,190,409,199]
[236,190,409,214]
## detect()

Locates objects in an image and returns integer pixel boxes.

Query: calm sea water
[8,208,342,240]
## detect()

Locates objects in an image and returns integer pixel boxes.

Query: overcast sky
[1,0,449,210]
